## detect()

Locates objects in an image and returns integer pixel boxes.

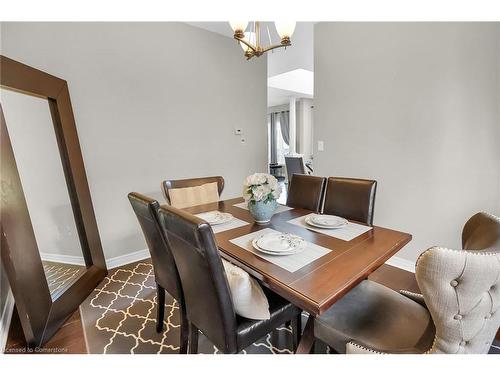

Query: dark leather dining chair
[313,212,500,354]
[161,176,225,205]
[158,204,302,354]
[128,192,188,353]
[322,177,377,225]
[286,174,326,213]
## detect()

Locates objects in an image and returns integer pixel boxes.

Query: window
[268,113,289,165]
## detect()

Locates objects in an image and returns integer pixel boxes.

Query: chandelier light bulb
[274,21,296,39]
[229,21,249,33]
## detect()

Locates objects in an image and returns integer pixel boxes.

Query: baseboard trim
[1,290,15,353]
[40,253,86,266]
[106,249,150,270]
[385,256,415,273]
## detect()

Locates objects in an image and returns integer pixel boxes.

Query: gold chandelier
[229,21,296,60]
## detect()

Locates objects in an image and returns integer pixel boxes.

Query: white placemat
[287,213,372,241]
[229,228,331,273]
[195,211,250,234]
[233,201,294,214]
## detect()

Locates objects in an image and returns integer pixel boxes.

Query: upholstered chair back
[161,176,224,207]
[416,213,500,354]
[127,192,183,301]
[158,204,238,353]
[322,177,377,225]
[286,174,326,212]
[284,155,308,183]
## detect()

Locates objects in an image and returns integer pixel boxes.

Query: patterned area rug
[79,259,500,354]
[43,261,86,298]
[79,260,301,354]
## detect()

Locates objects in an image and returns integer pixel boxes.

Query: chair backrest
[127,192,183,301]
[161,176,225,207]
[462,212,500,251]
[285,155,307,183]
[415,212,500,354]
[286,174,326,212]
[158,204,238,353]
[323,177,377,225]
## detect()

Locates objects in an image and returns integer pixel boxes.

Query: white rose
[255,173,267,185]
[252,184,271,201]
[268,177,278,190]
[272,184,282,199]
[242,184,252,201]
[244,175,254,186]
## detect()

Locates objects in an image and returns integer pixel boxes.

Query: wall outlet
[318,140,324,151]
[234,128,243,135]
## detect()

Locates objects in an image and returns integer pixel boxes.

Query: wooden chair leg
[292,314,302,351]
[189,323,199,354]
[156,284,165,333]
[178,302,189,354]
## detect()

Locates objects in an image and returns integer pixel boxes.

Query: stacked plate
[197,211,234,225]
[252,232,306,256]
[305,214,348,229]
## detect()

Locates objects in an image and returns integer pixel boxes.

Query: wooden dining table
[183,197,412,354]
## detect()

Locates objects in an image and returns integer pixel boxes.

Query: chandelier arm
[234,37,258,52]
[260,43,291,54]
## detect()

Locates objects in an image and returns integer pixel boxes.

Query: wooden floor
[5,308,87,354]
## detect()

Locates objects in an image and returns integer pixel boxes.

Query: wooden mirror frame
[0,55,107,347]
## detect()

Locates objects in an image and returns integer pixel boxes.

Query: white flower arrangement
[243,173,282,203]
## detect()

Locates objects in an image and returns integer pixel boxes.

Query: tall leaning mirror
[0,55,107,347]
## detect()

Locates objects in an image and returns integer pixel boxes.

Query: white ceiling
[186,22,314,106]
[267,68,313,107]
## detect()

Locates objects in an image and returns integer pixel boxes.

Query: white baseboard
[106,249,150,270]
[385,255,415,273]
[41,249,151,271]
[40,253,86,266]
[1,290,15,353]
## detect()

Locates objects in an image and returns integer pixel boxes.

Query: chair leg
[292,314,302,351]
[156,284,165,333]
[327,345,339,354]
[178,302,189,354]
[189,323,199,354]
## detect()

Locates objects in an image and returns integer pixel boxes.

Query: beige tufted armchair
[314,212,500,354]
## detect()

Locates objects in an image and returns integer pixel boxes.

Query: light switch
[318,141,324,151]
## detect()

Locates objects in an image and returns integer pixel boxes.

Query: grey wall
[314,22,500,262]
[1,22,268,260]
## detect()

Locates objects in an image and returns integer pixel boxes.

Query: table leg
[295,315,315,354]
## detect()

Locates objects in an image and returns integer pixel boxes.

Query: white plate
[252,237,305,256]
[306,215,348,229]
[256,232,305,252]
[197,211,233,225]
